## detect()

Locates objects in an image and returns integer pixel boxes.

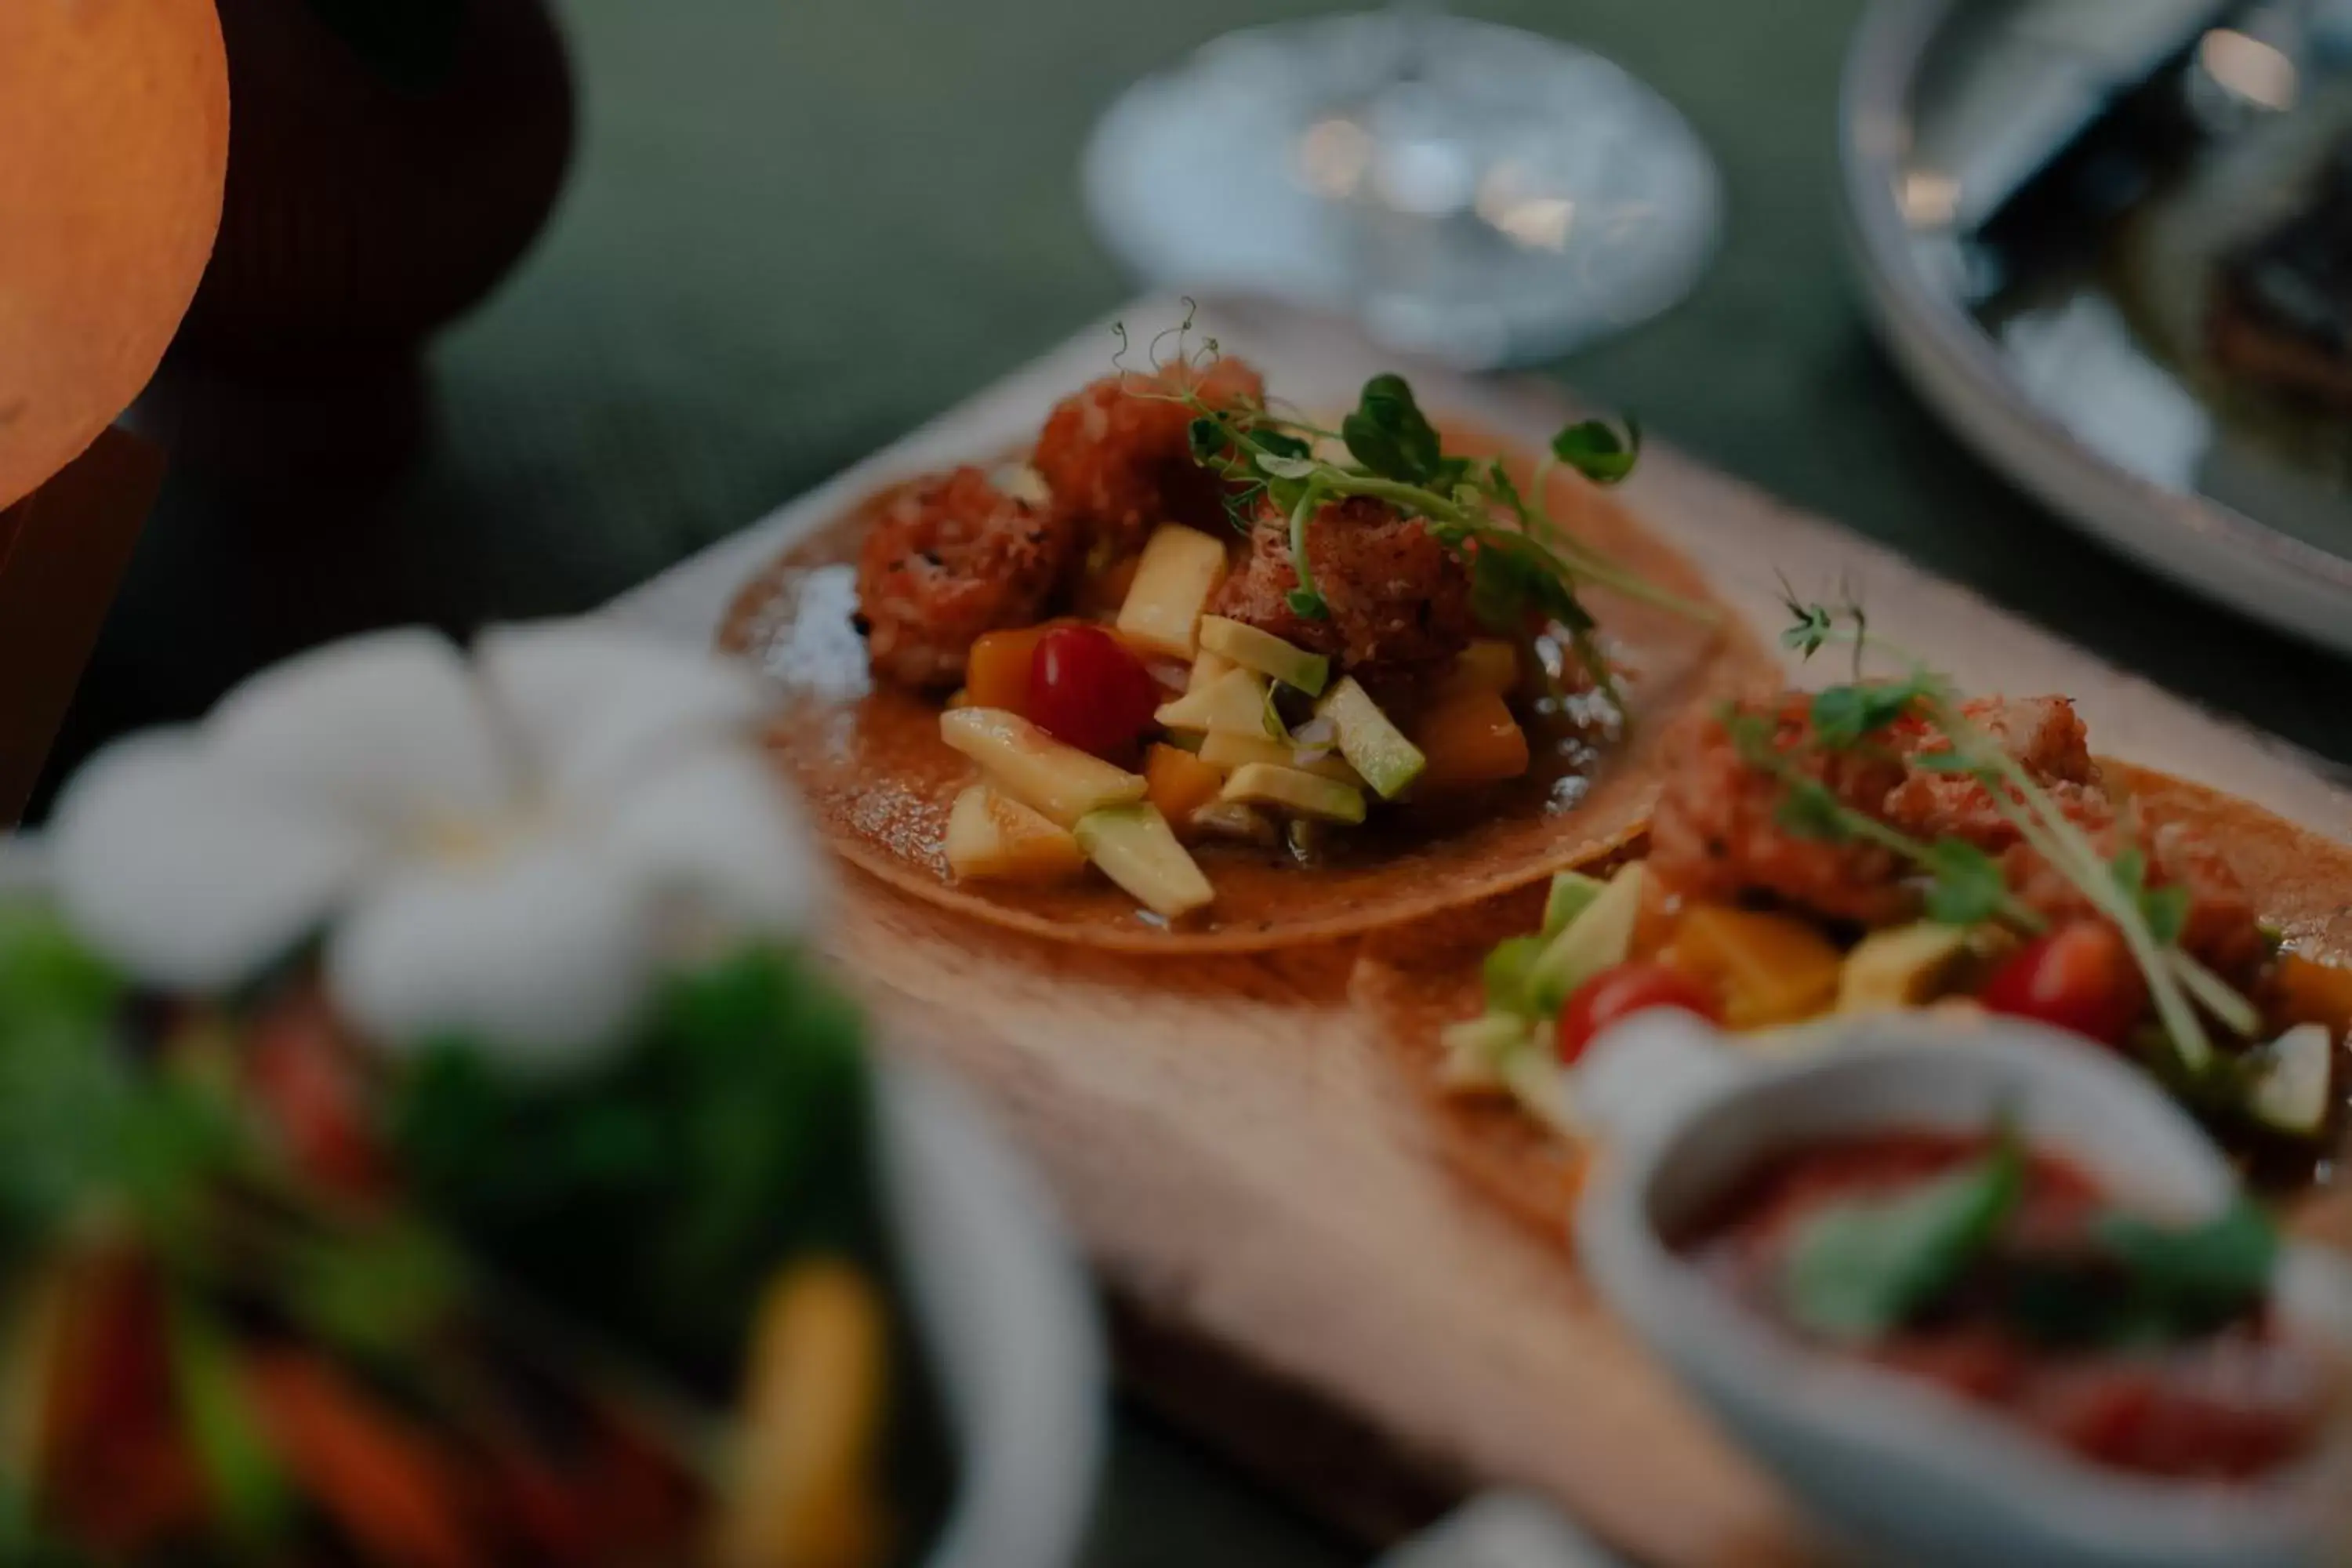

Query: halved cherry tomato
[1978,920,2144,1047]
[1556,960,1724,1065]
[1028,623,1160,759]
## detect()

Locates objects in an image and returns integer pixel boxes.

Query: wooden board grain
[615,297,2352,1567]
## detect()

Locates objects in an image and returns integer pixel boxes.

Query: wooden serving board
[615,298,2352,1567]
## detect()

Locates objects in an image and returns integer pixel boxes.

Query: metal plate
[1842,0,2352,654]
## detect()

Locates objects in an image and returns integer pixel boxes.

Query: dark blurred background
[51,2,2352,1557]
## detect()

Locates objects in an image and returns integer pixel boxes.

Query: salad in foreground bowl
[2,622,981,1566]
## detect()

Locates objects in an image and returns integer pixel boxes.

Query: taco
[1356,597,2352,1236]
[719,336,1773,951]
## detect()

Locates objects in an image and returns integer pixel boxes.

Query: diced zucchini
[1187,648,1236,692]
[938,707,1147,828]
[1115,525,1228,659]
[1073,804,1214,920]
[1314,677,1426,801]
[1219,764,1367,826]
[1196,731,1361,784]
[1838,922,1972,1014]
[1154,666,1277,738]
[1527,862,1650,1015]
[1542,871,1606,938]
[1196,615,1330,697]
[2247,1022,2334,1138]
[944,784,1087,882]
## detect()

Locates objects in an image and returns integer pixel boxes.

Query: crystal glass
[1083,6,1724,368]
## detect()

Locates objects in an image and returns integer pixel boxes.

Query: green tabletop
[60,0,2352,1561]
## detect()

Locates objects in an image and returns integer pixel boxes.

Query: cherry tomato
[1027,623,1160,758]
[1556,960,1723,1065]
[1978,921,2145,1046]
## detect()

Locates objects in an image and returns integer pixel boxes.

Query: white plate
[1840,0,2352,656]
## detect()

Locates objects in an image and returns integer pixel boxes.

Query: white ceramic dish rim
[0,840,1108,1568]
[1577,1014,2352,1563]
[1838,0,2352,658]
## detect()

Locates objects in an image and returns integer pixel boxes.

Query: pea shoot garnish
[1751,597,2259,1075]
[1112,307,1713,713]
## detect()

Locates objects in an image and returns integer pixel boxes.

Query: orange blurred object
[964,625,1051,715]
[0,0,229,509]
[1145,744,1225,833]
[1410,687,1530,794]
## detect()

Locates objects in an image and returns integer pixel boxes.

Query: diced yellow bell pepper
[1439,640,1520,698]
[1410,686,1530,794]
[2272,953,2352,1038]
[1145,743,1226,835]
[1671,905,1845,1030]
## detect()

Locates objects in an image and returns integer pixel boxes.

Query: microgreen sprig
[1762,598,2259,1073]
[1113,309,1715,706]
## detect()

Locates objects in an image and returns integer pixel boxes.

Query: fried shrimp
[1210,496,1477,684]
[1648,699,1918,925]
[854,466,1076,689]
[1033,356,1266,558]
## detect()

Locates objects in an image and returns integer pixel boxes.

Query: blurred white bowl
[1575,1012,2352,1568]
[877,1054,1105,1568]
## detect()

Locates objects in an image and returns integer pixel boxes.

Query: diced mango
[945,784,1087,883]
[938,707,1147,828]
[1439,640,1520,698]
[1145,743,1225,833]
[1076,552,1143,620]
[1188,648,1236,692]
[1116,524,1228,658]
[1671,905,1844,1031]
[965,625,1051,715]
[1838,923,1970,1014]
[1410,686,1530,794]
[1155,666,1276,737]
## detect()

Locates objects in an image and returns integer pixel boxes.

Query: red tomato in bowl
[1979,921,2145,1047]
[1556,961,1723,1065]
[1028,624,1160,758]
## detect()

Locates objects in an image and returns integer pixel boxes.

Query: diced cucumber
[1314,677,1426,801]
[2247,1022,2334,1139]
[1074,804,1214,919]
[1542,871,1606,938]
[1526,862,1650,1015]
[939,708,1148,828]
[1439,1011,1533,1091]
[1219,764,1367,825]
[1196,730,1360,784]
[1196,615,1330,697]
